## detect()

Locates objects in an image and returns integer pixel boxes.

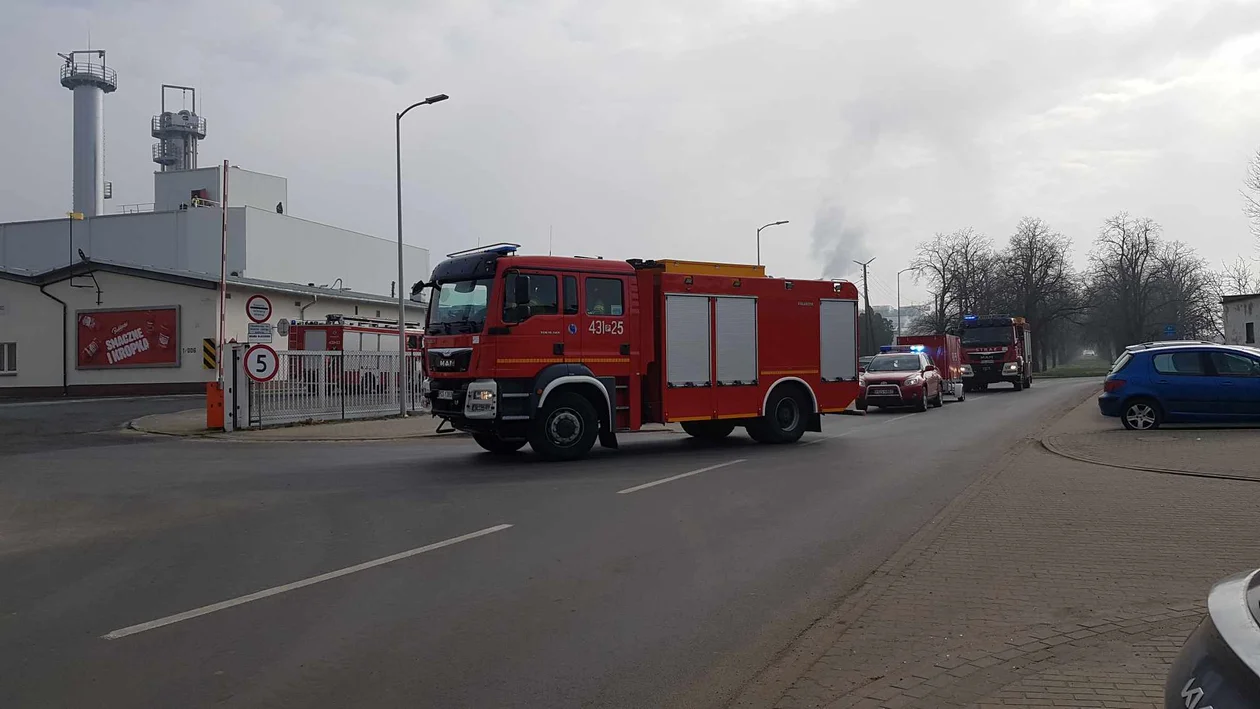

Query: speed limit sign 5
[244,344,280,382]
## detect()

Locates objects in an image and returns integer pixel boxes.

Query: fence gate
[246,350,429,428]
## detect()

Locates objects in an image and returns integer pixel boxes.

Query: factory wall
[1223,295,1260,345]
[0,208,248,277]
[153,166,288,212]
[242,208,430,298]
[0,271,218,396]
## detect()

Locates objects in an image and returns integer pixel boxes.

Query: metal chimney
[152,84,206,172]
[59,50,117,217]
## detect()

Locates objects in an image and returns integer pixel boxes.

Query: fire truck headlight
[464,380,498,419]
[1003,362,1020,374]
[960,364,973,377]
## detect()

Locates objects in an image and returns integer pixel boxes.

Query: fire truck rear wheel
[748,387,808,444]
[472,434,527,454]
[681,420,736,440]
[530,390,599,461]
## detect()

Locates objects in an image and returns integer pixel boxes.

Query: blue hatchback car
[1099,343,1260,430]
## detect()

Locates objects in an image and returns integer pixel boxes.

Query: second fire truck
[959,314,1033,391]
[413,244,861,460]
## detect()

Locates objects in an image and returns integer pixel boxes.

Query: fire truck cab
[414,244,861,460]
[959,314,1033,391]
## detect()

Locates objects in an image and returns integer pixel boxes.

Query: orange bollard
[206,382,225,430]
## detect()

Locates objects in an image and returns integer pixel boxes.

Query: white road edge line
[617,459,746,494]
[101,523,514,641]
[803,413,916,445]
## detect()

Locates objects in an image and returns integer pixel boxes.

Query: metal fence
[249,351,428,427]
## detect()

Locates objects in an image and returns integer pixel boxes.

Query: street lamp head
[775,220,789,226]
[425,94,450,104]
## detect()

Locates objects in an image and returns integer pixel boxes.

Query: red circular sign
[244,344,280,382]
[245,294,273,324]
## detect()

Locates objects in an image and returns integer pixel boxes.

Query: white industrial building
[1223,294,1260,346]
[0,50,429,396]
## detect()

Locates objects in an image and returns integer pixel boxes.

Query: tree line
[901,212,1241,370]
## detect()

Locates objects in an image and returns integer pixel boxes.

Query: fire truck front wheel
[473,434,527,455]
[747,386,809,444]
[681,420,736,440]
[530,390,599,461]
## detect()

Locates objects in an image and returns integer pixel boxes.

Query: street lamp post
[756,220,789,267]
[896,267,914,336]
[396,93,449,417]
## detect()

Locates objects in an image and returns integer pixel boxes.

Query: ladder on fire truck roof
[320,314,424,330]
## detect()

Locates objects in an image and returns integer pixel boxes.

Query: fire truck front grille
[428,349,472,373]
[428,380,468,416]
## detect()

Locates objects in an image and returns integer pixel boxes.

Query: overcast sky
[2,0,1259,306]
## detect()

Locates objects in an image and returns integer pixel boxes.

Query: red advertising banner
[76,307,180,369]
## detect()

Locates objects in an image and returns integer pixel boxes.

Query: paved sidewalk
[1044,425,1260,481]
[129,408,684,442]
[736,392,1260,708]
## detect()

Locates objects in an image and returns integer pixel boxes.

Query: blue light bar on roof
[909,344,926,352]
[963,314,978,321]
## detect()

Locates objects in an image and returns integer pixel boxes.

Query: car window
[1209,351,1260,377]
[585,278,624,316]
[502,273,559,323]
[1152,351,1206,375]
[563,276,579,315]
[866,355,921,371]
[1109,351,1132,375]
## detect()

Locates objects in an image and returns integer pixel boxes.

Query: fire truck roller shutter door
[535,364,613,429]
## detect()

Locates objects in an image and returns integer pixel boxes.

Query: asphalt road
[0,379,1099,708]
[0,395,201,455]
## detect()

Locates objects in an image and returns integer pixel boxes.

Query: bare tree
[1243,148,1260,243]
[910,228,996,333]
[1085,213,1220,353]
[998,217,1085,370]
[1222,256,1256,296]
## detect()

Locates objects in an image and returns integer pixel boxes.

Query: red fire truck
[959,314,1033,392]
[287,315,424,353]
[286,315,425,394]
[413,244,861,460]
[895,334,965,401]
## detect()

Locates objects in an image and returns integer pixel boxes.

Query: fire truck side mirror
[512,274,532,306]
[409,280,427,303]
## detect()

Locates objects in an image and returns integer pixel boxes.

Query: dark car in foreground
[1164,567,1260,708]
[1099,343,1260,430]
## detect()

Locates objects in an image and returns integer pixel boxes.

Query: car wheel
[681,420,736,440]
[1121,399,1162,430]
[529,391,599,461]
[747,386,808,443]
[931,386,944,407]
[915,390,929,412]
[472,433,527,454]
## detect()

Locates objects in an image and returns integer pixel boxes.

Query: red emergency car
[857,344,945,412]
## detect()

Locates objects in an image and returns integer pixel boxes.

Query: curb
[124,418,470,443]
[1039,435,1260,485]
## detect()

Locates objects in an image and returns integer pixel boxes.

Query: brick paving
[736,394,1260,708]
[1044,427,1260,480]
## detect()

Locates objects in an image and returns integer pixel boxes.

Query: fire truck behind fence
[243,315,429,427]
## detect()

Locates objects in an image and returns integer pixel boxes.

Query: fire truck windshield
[962,326,1013,346]
[429,278,492,334]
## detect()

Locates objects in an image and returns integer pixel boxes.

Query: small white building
[0,259,424,396]
[1223,293,1260,346]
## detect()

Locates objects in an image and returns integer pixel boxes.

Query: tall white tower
[59,50,117,217]
[152,84,206,172]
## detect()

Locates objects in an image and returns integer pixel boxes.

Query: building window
[1247,322,1255,344]
[376,310,381,318]
[0,342,15,374]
